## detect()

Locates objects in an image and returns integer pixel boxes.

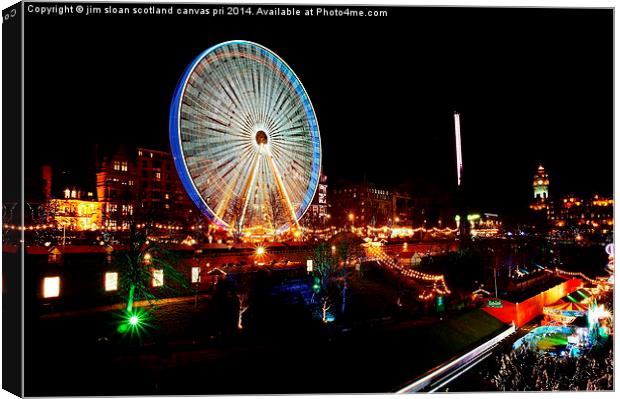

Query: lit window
[113,160,121,171]
[150,152,153,158]
[152,269,164,287]
[43,276,60,298]
[121,161,128,172]
[191,267,201,283]
[71,190,77,199]
[64,189,71,199]
[165,193,170,200]
[155,172,161,181]
[128,180,134,186]
[105,272,118,291]
[138,150,143,156]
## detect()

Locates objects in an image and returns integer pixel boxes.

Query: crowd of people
[482,340,613,391]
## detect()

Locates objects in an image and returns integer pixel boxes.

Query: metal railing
[396,323,516,393]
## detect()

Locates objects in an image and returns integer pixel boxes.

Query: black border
[2,1,24,397]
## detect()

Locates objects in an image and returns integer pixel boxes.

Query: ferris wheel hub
[255,130,268,145]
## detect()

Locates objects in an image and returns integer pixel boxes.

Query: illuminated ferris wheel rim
[169,40,322,233]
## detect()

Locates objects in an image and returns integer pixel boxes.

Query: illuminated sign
[487,299,503,308]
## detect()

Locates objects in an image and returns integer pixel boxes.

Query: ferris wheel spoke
[207,147,253,185]
[268,95,298,134]
[248,63,267,126]
[277,131,310,148]
[230,57,266,126]
[226,65,261,127]
[271,106,309,137]
[207,141,251,162]
[197,105,253,137]
[213,148,257,219]
[236,70,260,129]
[188,78,239,118]
[270,142,312,170]
[270,114,309,136]
[264,86,289,133]
[190,77,254,133]
[260,69,280,131]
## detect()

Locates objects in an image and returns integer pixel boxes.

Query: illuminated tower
[454,112,463,188]
[454,111,469,238]
[533,165,550,200]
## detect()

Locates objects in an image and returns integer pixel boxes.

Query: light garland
[366,246,451,295]
[3,224,55,230]
[553,267,601,284]
[3,223,186,232]
[364,225,458,235]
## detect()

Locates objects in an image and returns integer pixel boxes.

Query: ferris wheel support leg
[237,152,262,233]
[266,148,299,231]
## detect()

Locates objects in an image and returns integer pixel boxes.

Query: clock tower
[533,165,549,200]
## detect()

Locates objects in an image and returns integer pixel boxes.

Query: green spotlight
[117,307,152,337]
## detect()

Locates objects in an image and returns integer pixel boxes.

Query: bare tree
[234,273,253,330]
[267,186,286,240]
[2,202,18,244]
[237,294,249,330]
[26,202,57,246]
[333,236,363,313]
[311,241,350,322]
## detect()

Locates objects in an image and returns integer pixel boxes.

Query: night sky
[24,5,613,217]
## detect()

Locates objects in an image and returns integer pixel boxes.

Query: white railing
[396,323,516,393]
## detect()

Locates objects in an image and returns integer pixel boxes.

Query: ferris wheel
[170,40,321,235]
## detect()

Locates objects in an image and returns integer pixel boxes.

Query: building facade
[330,181,402,227]
[549,195,614,230]
[528,165,613,239]
[303,173,329,227]
[95,144,195,230]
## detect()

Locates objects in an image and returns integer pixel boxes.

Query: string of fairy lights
[549,267,602,284]
[4,224,55,231]
[364,225,458,234]
[365,245,451,298]
[3,223,186,232]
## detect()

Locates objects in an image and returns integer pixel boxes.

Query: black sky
[24,4,613,216]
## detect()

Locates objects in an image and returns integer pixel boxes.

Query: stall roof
[560,289,592,304]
